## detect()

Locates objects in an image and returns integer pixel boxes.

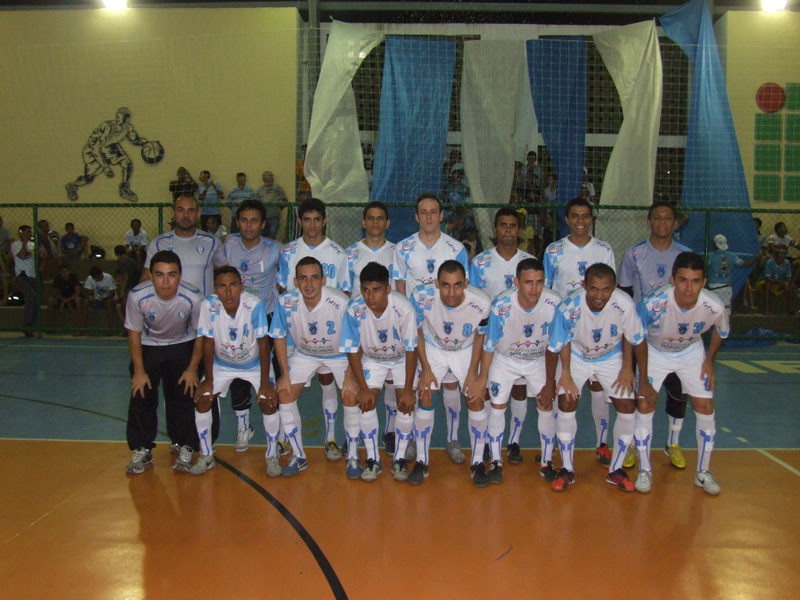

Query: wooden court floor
[1,440,798,599]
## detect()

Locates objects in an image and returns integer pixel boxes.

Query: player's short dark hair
[774,221,786,233]
[363,201,388,220]
[236,198,266,221]
[236,172,246,179]
[494,206,521,228]
[647,200,676,219]
[114,245,127,257]
[65,222,75,229]
[174,194,198,207]
[416,192,441,212]
[585,262,616,284]
[18,225,31,233]
[298,197,326,219]
[296,255,323,277]
[516,258,544,278]
[200,170,210,178]
[437,259,465,280]
[214,265,241,281]
[527,150,537,160]
[151,250,182,274]
[131,218,141,227]
[672,251,706,277]
[359,262,390,286]
[565,197,593,216]
[89,266,103,279]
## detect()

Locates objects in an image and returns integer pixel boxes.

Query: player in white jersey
[270,257,350,477]
[635,252,728,495]
[339,262,418,482]
[469,207,536,464]
[470,258,560,486]
[547,263,652,493]
[393,193,470,464]
[544,197,617,467]
[124,251,204,475]
[190,266,278,476]
[212,199,283,453]
[345,201,400,456]
[409,260,491,485]
[619,200,692,470]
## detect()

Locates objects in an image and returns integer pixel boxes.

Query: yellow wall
[0,7,299,249]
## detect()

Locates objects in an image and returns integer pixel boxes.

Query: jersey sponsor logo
[426,259,435,274]
[504,274,514,288]
[475,254,490,267]
[285,297,299,311]
[401,239,415,252]
[498,303,511,317]
[701,301,718,315]
[309,321,318,335]
[378,329,388,343]
[468,301,484,312]
[353,304,368,319]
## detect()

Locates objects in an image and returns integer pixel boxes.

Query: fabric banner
[661,0,758,294]
[372,36,456,242]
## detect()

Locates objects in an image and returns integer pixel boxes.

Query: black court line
[0,392,349,600]
[0,371,129,379]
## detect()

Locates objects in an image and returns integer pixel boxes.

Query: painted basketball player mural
[65,107,164,203]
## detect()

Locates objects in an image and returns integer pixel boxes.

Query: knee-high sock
[508,398,527,446]
[537,408,556,465]
[487,406,506,463]
[591,390,610,447]
[556,410,577,472]
[343,405,360,461]
[321,381,338,443]
[413,405,435,465]
[262,412,280,458]
[609,412,635,472]
[195,410,213,456]
[383,385,397,435]
[468,407,488,466]
[235,409,250,432]
[279,401,305,459]
[442,387,461,443]
[634,410,654,472]
[695,411,716,473]
[360,408,380,461]
[394,410,414,461]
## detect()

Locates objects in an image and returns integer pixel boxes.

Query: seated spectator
[0,215,10,254]
[83,265,117,331]
[227,172,255,233]
[256,170,288,239]
[47,263,84,331]
[767,221,798,258]
[124,218,148,251]
[114,245,140,325]
[11,225,37,337]
[756,249,793,314]
[60,222,89,265]
[169,167,198,202]
[37,219,60,277]
[203,214,227,243]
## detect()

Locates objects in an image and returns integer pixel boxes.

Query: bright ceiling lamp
[104,0,128,11]
[762,0,788,11]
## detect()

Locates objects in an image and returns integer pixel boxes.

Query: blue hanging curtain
[372,36,456,242]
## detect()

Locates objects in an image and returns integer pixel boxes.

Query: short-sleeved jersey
[544,236,616,298]
[483,287,561,360]
[145,230,218,297]
[197,291,268,370]
[125,281,202,346]
[619,238,690,303]
[213,234,283,314]
[277,237,350,293]
[340,291,417,362]
[707,250,744,285]
[637,286,729,354]
[345,239,395,296]
[469,247,535,298]
[269,286,348,359]
[548,288,644,362]
[411,283,490,352]
[768,233,796,253]
[392,232,469,298]
[763,258,792,281]
[125,229,149,249]
[84,272,116,299]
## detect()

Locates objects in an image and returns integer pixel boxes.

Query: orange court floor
[1,440,798,600]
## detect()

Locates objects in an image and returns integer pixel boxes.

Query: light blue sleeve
[544,252,555,288]
[339,308,361,354]
[547,309,573,353]
[251,300,269,337]
[455,247,469,272]
[269,298,288,338]
[468,260,482,289]
[410,291,424,329]
[483,309,503,353]
[636,300,653,330]
[277,249,289,288]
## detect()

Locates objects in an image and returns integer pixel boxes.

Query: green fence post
[32,205,42,339]
[158,205,164,235]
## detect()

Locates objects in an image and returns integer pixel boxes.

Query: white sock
[321,381,338,443]
[556,410,577,472]
[695,411,716,472]
[343,405,360,461]
[609,412,635,472]
[634,410,654,472]
[235,409,250,431]
[360,408,380,461]
[442,387,461,442]
[668,416,684,447]
[413,406,435,465]
[487,406,506,464]
[383,384,397,434]
[262,412,280,458]
[537,407,556,465]
[467,407,488,466]
[279,401,305,459]
[195,410,213,456]
[394,410,414,461]
[591,390,610,447]
[508,398,527,446]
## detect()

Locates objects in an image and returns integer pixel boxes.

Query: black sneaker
[407,461,429,486]
[539,461,558,483]
[382,432,396,455]
[488,460,503,484]
[483,444,491,462]
[471,462,489,488]
[507,443,522,464]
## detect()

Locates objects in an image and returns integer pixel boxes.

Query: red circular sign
[756,82,786,113]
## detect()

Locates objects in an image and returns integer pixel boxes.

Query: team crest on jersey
[147,311,156,322]
[578,261,587,276]
[364,369,370,380]
[309,321,318,335]
[678,322,689,335]
[426,259,435,274]
[504,274,514,288]
[490,382,500,397]
[523,324,533,337]
[657,263,666,278]
[592,328,602,343]
[178,311,187,320]
[229,327,237,340]
[378,329,388,343]
[443,321,453,334]
[240,260,249,273]
[196,246,206,255]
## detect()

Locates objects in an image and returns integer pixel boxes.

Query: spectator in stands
[581,166,596,203]
[462,227,482,261]
[169,167,198,203]
[83,265,117,330]
[767,221,798,257]
[296,144,312,202]
[11,225,37,337]
[524,151,542,198]
[47,263,84,330]
[256,170,288,239]
[60,222,89,266]
[198,170,224,231]
[515,207,536,255]
[544,173,558,204]
[37,219,60,276]
[114,245,140,325]
[0,215,10,253]
[203,214,227,243]
[667,195,689,242]
[227,172,255,233]
[124,218,148,252]
[757,249,793,314]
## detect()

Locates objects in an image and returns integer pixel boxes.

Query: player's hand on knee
[357,388,375,412]
[397,388,415,414]
[194,380,213,406]
[257,383,278,410]
[557,374,579,403]
[131,372,151,399]
[178,369,199,396]
[636,380,658,410]
[537,381,555,410]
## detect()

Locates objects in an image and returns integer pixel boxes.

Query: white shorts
[487,354,546,405]
[420,344,473,390]
[560,353,634,400]
[288,353,347,388]
[646,342,712,399]
[211,364,267,397]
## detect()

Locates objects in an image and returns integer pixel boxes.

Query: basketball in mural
[755,82,786,113]
[141,140,165,164]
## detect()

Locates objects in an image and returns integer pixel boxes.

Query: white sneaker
[635,470,653,493]
[694,470,721,495]
[235,427,254,452]
[172,445,193,472]
[126,448,153,474]
[446,441,466,465]
[190,454,215,476]
[265,456,282,478]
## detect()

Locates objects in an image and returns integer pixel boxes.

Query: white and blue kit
[469,247,535,299]
[619,239,690,303]
[393,232,468,299]
[544,236,615,298]
[346,240,395,297]
[145,230,219,297]
[213,234,283,315]
[277,236,350,293]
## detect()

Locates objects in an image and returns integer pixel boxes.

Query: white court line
[757,449,800,477]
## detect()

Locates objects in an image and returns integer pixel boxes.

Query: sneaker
[635,470,653,494]
[539,461,558,483]
[325,441,342,462]
[551,468,575,492]
[65,183,79,202]
[126,448,153,474]
[606,468,635,492]
[172,445,193,472]
[346,458,363,480]
[391,459,409,482]
[483,444,491,462]
[446,440,466,465]
[235,426,254,453]
[488,461,503,484]
[595,443,612,465]
[169,443,180,455]
[664,444,687,469]
[361,459,383,482]
[694,470,721,495]
[405,439,417,462]
[382,432,396,455]
[471,462,489,487]
[407,461,429,486]
[282,456,308,477]
[190,454,215,476]
[507,443,522,465]
[277,440,291,457]
[119,182,139,202]
[623,445,637,469]
[266,456,282,478]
